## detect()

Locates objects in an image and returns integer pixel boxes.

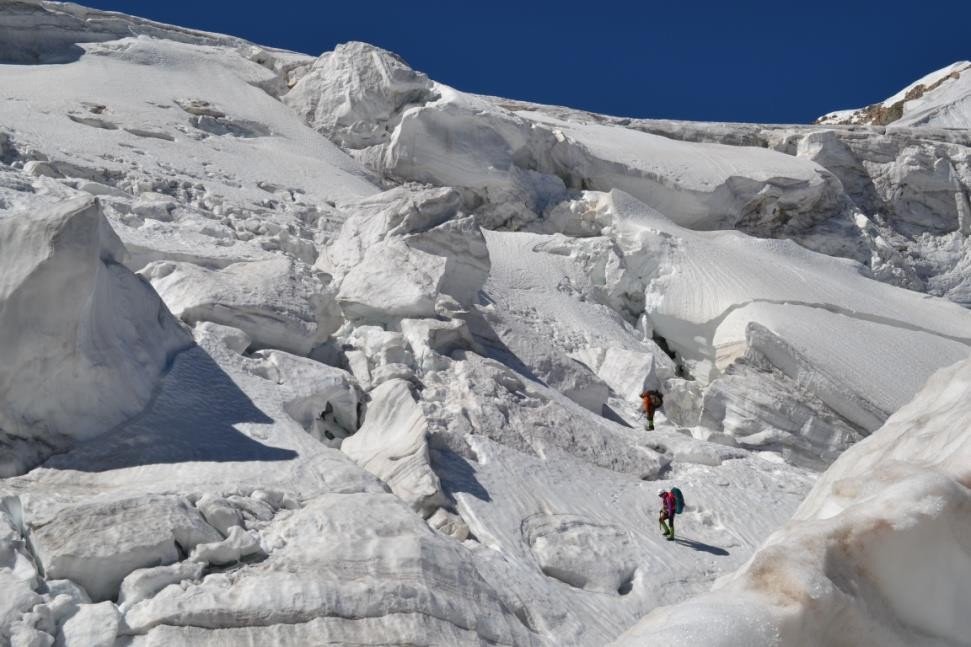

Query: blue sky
[81,0,969,124]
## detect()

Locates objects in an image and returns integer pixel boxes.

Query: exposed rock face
[0,196,191,476]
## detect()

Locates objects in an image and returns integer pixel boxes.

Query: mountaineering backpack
[648,391,663,407]
[671,487,685,514]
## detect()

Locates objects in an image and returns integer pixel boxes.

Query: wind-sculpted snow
[2,4,971,646]
[0,196,190,476]
[613,356,971,647]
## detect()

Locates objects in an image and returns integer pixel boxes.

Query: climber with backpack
[658,487,685,541]
[640,388,663,431]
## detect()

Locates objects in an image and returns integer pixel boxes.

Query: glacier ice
[0,196,190,476]
[614,355,971,647]
[1,3,970,646]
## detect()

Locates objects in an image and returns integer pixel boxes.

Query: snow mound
[613,355,971,647]
[0,196,190,476]
[523,513,638,595]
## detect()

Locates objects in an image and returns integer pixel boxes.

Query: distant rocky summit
[816,61,971,128]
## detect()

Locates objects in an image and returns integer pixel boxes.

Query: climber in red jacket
[640,389,663,431]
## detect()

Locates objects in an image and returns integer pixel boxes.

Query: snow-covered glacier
[613,354,971,647]
[0,2,969,646]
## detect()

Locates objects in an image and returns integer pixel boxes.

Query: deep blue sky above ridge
[80,0,970,124]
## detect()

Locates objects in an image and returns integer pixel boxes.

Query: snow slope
[0,18,378,271]
[613,354,971,647]
[481,187,971,463]
[817,61,971,128]
[604,190,971,410]
[1,3,970,646]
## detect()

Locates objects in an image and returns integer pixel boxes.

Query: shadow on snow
[673,537,730,556]
[431,446,492,503]
[42,345,297,472]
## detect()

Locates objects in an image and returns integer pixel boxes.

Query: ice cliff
[0,196,190,477]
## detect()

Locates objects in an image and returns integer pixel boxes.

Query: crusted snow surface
[1,3,970,646]
[613,355,971,647]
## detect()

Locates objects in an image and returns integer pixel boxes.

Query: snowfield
[0,3,969,646]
